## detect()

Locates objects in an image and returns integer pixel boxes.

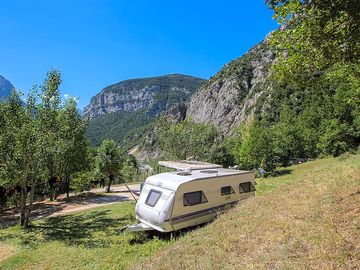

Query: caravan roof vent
[200,170,218,174]
[177,171,192,176]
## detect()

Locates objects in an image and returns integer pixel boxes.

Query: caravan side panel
[170,172,255,231]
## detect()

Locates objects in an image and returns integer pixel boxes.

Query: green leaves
[156,117,219,161]
[0,70,90,225]
[262,0,360,161]
[95,139,125,178]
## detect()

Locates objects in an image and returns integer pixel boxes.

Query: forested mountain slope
[84,74,205,146]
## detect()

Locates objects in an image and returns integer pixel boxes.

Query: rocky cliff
[84,74,205,119]
[85,74,205,146]
[0,75,15,99]
[185,41,276,134]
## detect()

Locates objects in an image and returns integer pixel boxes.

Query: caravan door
[135,184,174,231]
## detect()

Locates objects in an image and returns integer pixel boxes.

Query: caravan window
[145,189,162,207]
[239,182,256,193]
[221,186,235,195]
[183,191,208,206]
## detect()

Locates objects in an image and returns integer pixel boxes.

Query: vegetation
[161,0,359,172]
[99,74,205,110]
[1,153,358,269]
[156,117,223,162]
[58,98,88,198]
[0,70,89,227]
[86,110,155,147]
[85,74,206,148]
[257,0,360,161]
[137,154,360,269]
[95,139,126,192]
[0,202,173,270]
[0,71,141,227]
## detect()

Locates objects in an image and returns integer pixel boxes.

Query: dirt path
[0,184,140,227]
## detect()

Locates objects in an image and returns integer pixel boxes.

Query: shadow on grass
[0,193,131,228]
[267,169,293,178]
[35,210,134,248]
[0,210,136,249]
[128,223,210,245]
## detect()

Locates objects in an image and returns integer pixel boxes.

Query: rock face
[186,41,276,134]
[84,74,205,119]
[0,75,15,99]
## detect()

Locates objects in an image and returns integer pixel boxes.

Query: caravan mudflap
[127,222,154,232]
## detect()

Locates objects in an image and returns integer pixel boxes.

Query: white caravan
[128,160,255,232]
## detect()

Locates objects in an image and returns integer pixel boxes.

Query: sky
[0,0,278,109]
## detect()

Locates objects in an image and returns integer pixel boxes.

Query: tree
[0,90,41,227]
[264,0,360,158]
[96,139,125,192]
[38,70,62,201]
[266,0,359,75]
[157,117,219,161]
[0,70,90,228]
[120,155,139,183]
[231,120,276,171]
[58,98,88,197]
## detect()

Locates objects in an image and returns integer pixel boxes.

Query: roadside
[0,184,140,227]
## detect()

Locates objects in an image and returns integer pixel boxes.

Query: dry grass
[135,154,360,270]
[0,244,16,263]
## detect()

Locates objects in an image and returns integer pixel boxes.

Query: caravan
[128,160,255,232]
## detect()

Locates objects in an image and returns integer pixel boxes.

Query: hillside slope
[86,110,155,147]
[136,154,360,269]
[185,41,275,134]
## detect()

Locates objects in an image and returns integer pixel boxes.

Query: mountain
[85,74,206,146]
[0,75,15,99]
[84,74,206,120]
[185,40,275,134]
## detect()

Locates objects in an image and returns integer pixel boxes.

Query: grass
[0,203,174,270]
[135,154,360,269]
[1,154,359,269]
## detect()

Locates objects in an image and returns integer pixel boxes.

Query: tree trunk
[25,182,36,228]
[107,174,113,193]
[20,184,28,227]
[20,160,30,227]
[66,175,70,198]
[49,177,54,201]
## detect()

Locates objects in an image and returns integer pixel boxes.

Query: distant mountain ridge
[0,75,15,99]
[84,74,205,119]
[85,74,206,146]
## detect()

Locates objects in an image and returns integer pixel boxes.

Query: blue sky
[0,0,277,109]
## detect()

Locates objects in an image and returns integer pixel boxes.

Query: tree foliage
[58,98,89,197]
[0,70,89,227]
[156,117,219,161]
[256,0,360,161]
[95,139,125,192]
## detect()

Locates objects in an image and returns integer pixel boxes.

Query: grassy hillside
[1,154,359,269]
[136,154,360,269]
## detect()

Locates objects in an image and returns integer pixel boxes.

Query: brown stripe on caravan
[166,201,239,224]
